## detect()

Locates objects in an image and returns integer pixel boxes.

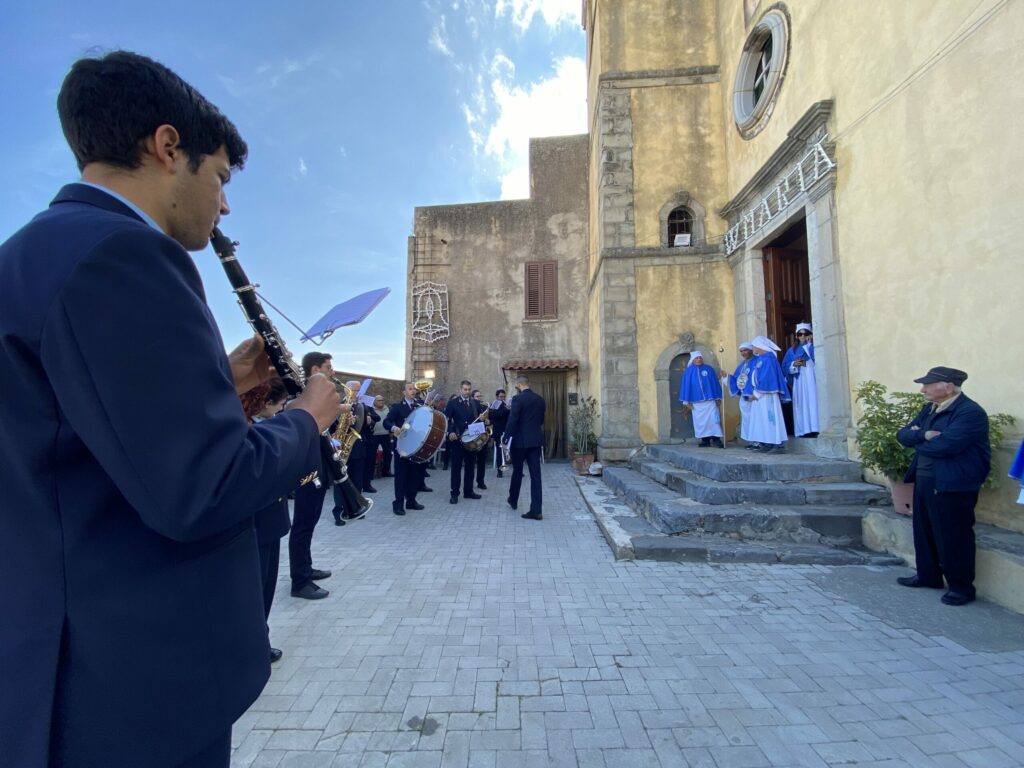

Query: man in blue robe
[679,351,724,447]
[743,336,791,453]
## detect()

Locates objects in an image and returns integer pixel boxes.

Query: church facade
[408,0,1023,525]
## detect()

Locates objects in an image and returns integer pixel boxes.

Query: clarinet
[210,226,344,487]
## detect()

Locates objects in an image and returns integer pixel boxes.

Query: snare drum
[460,425,490,453]
[396,407,446,463]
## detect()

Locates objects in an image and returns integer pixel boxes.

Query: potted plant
[854,380,1017,515]
[569,396,599,473]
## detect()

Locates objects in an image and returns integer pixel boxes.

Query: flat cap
[913,366,968,386]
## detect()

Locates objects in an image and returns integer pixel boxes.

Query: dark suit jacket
[505,388,546,449]
[383,399,417,435]
[0,184,321,767]
[897,394,990,492]
[444,396,478,436]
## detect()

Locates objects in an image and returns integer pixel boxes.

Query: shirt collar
[77,182,164,233]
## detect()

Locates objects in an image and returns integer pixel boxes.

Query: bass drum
[396,407,446,464]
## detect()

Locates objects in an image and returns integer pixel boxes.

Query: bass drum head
[396,407,446,461]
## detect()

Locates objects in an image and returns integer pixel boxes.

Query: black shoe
[759,443,785,454]
[698,438,711,447]
[897,576,944,588]
[310,568,332,581]
[450,493,459,504]
[406,501,425,510]
[711,437,724,449]
[507,497,517,510]
[745,443,762,451]
[941,591,975,606]
[291,583,329,600]
[420,486,433,492]
[270,647,283,663]
[477,483,487,490]
[332,511,346,526]
[464,491,482,500]
[392,502,406,516]
[363,486,377,494]
[521,511,543,520]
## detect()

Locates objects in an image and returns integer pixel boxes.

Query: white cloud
[429,14,454,57]
[298,158,308,176]
[477,55,587,199]
[339,146,348,158]
[495,0,579,31]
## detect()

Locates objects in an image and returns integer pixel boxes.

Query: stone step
[575,474,904,567]
[646,443,864,484]
[630,457,890,507]
[603,465,881,546]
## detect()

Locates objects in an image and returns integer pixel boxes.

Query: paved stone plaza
[232,465,1024,768]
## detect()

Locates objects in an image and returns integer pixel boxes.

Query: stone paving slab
[233,465,1024,768]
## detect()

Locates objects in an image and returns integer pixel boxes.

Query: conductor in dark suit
[504,374,546,520]
[384,382,427,515]
[0,51,341,768]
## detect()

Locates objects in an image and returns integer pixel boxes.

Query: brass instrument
[330,378,362,466]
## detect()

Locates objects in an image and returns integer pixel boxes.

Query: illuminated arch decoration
[411,281,450,342]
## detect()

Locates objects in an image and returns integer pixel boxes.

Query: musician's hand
[228,334,275,395]
[291,373,342,432]
[448,432,458,441]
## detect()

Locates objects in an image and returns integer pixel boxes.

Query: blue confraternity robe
[679,363,723,403]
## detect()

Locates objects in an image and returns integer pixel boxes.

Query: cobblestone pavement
[232,465,1024,768]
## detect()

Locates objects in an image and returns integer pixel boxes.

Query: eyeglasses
[796,332,811,337]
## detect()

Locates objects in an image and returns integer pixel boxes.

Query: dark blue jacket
[505,388,546,449]
[0,184,320,767]
[444,396,478,436]
[897,393,990,492]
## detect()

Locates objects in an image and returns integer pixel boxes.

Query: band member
[290,353,338,600]
[0,51,340,768]
[472,389,490,489]
[504,374,546,520]
[384,382,427,515]
[444,380,483,504]
[250,378,291,664]
[489,389,511,477]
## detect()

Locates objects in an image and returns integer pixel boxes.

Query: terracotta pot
[888,479,914,516]
[571,454,595,474]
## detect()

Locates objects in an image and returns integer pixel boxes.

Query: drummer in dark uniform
[444,380,483,504]
[384,382,426,516]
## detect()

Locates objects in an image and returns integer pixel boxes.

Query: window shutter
[541,262,557,318]
[525,263,541,318]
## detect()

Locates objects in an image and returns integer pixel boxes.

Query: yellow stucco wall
[599,0,720,74]
[635,262,736,443]
[631,84,730,247]
[716,0,1024,525]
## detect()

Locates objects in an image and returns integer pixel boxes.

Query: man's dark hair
[495,389,506,396]
[460,379,472,387]
[301,352,332,378]
[57,50,247,172]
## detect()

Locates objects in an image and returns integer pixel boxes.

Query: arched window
[732,7,790,139]
[667,207,693,247]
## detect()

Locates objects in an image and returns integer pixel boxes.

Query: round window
[733,7,790,139]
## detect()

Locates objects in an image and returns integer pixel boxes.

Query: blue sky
[0,0,586,380]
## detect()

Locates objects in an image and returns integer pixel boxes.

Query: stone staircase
[581,443,903,566]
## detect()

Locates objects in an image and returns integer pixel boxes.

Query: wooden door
[668,353,695,440]
[763,247,811,353]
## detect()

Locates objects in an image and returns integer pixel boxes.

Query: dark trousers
[394,455,421,507]
[475,441,488,485]
[911,474,978,595]
[363,441,379,488]
[346,451,366,492]
[289,479,327,590]
[178,729,231,767]
[256,538,280,620]
[509,444,543,513]
[449,441,477,496]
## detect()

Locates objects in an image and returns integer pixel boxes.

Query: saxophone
[330,379,363,465]
[210,227,345,487]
